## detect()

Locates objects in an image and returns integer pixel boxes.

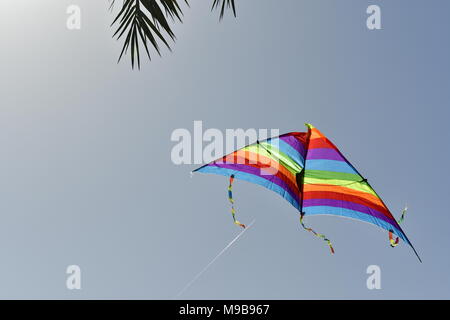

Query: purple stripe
[307,148,345,161]
[279,136,306,158]
[303,198,397,227]
[211,163,300,203]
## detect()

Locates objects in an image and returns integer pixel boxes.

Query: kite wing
[193,133,307,211]
[300,124,420,261]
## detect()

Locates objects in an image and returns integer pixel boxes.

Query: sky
[0,0,449,299]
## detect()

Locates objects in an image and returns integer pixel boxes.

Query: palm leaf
[212,0,236,20]
[111,0,186,69]
[111,0,236,68]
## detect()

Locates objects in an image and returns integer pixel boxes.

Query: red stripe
[221,153,301,198]
[288,132,308,145]
[308,137,339,150]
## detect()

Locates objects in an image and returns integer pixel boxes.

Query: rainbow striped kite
[193,124,421,261]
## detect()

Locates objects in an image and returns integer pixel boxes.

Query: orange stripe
[309,128,323,140]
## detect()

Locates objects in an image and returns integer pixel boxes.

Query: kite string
[175,219,256,298]
[228,175,246,229]
[389,205,407,247]
[300,213,334,254]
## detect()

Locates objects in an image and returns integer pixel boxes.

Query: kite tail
[228,175,246,229]
[389,205,407,248]
[300,213,334,254]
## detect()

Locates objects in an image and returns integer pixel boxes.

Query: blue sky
[0,0,448,298]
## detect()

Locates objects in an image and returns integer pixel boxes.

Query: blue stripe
[266,138,304,167]
[197,166,300,210]
[303,206,407,242]
[306,159,358,174]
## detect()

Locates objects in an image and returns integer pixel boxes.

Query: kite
[193,124,421,261]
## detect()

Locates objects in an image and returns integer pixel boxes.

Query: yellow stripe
[304,177,377,196]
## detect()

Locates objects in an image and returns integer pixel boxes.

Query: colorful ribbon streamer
[398,205,408,224]
[389,205,407,247]
[300,212,334,254]
[228,175,246,229]
[389,231,400,247]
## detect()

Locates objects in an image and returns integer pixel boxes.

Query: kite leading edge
[193,124,421,262]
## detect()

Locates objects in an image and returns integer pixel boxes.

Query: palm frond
[111,0,186,69]
[110,0,237,68]
[212,0,236,20]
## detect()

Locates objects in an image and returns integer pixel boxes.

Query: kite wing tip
[305,123,315,130]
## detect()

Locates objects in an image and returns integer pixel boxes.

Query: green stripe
[242,144,302,174]
[259,142,303,173]
[303,177,377,196]
[305,170,361,182]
